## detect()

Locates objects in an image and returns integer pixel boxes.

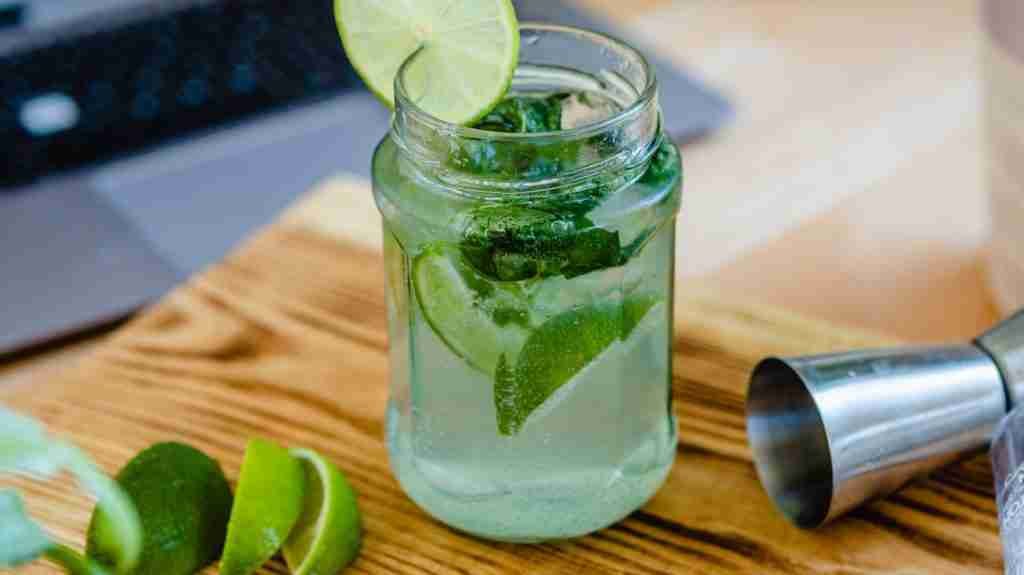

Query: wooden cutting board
[1,178,1002,574]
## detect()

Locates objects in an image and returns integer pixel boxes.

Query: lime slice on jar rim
[333,0,519,125]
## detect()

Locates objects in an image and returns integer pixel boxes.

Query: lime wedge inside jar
[412,243,529,377]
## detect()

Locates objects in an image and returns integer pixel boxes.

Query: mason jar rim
[392,22,658,142]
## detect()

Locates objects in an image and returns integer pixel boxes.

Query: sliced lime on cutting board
[282,448,362,575]
[412,243,528,376]
[333,0,519,124]
[220,439,305,575]
[85,442,232,575]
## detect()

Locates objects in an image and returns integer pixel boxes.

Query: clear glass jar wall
[373,24,682,542]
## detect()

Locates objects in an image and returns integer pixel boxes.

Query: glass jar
[373,24,682,542]
[993,407,1024,574]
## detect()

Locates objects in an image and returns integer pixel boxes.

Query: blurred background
[0,0,1018,358]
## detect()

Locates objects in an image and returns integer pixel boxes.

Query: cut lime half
[334,0,519,125]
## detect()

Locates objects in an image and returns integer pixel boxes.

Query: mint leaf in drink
[639,138,682,188]
[446,93,639,281]
[560,220,621,279]
[458,205,621,281]
[474,93,567,133]
[450,95,680,285]
[458,205,570,281]
[448,136,581,180]
[495,298,658,435]
[450,94,581,179]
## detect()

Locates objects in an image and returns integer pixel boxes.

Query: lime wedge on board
[220,438,305,575]
[333,0,519,124]
[282,448,362,575]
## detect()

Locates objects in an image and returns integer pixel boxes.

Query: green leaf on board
[0,406,141,574]
[0,489,52,568]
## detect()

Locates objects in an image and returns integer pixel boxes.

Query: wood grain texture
[629,0,997,342]
[1,194,1001,573]
[640,0,982,279]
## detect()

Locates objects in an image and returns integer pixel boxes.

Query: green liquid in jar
[377,91,682,541]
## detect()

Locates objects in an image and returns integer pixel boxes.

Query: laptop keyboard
[0,0,360,188]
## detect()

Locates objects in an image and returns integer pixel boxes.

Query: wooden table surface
[0,1,1006,573]
[2,180,1003,574]
[589,0,999,342]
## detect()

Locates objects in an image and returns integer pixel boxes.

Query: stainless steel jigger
[746,309,1024,528]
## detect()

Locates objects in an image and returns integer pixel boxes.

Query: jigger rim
[746,357,835,528]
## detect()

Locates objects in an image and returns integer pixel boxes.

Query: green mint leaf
[451,94,581,179]
[0,489,52,568]
[458,205,569,281]
[639,138,681,187]
[458,206,622,282]
[561,224,621,279]
[449,94,633,281]
[473,93,567,133]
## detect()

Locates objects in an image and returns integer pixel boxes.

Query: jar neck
[389,23,662,199]
[391,93,661,198]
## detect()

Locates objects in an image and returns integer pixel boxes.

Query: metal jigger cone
[746,310,1024,528]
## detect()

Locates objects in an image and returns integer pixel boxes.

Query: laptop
[0,0,730,356]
